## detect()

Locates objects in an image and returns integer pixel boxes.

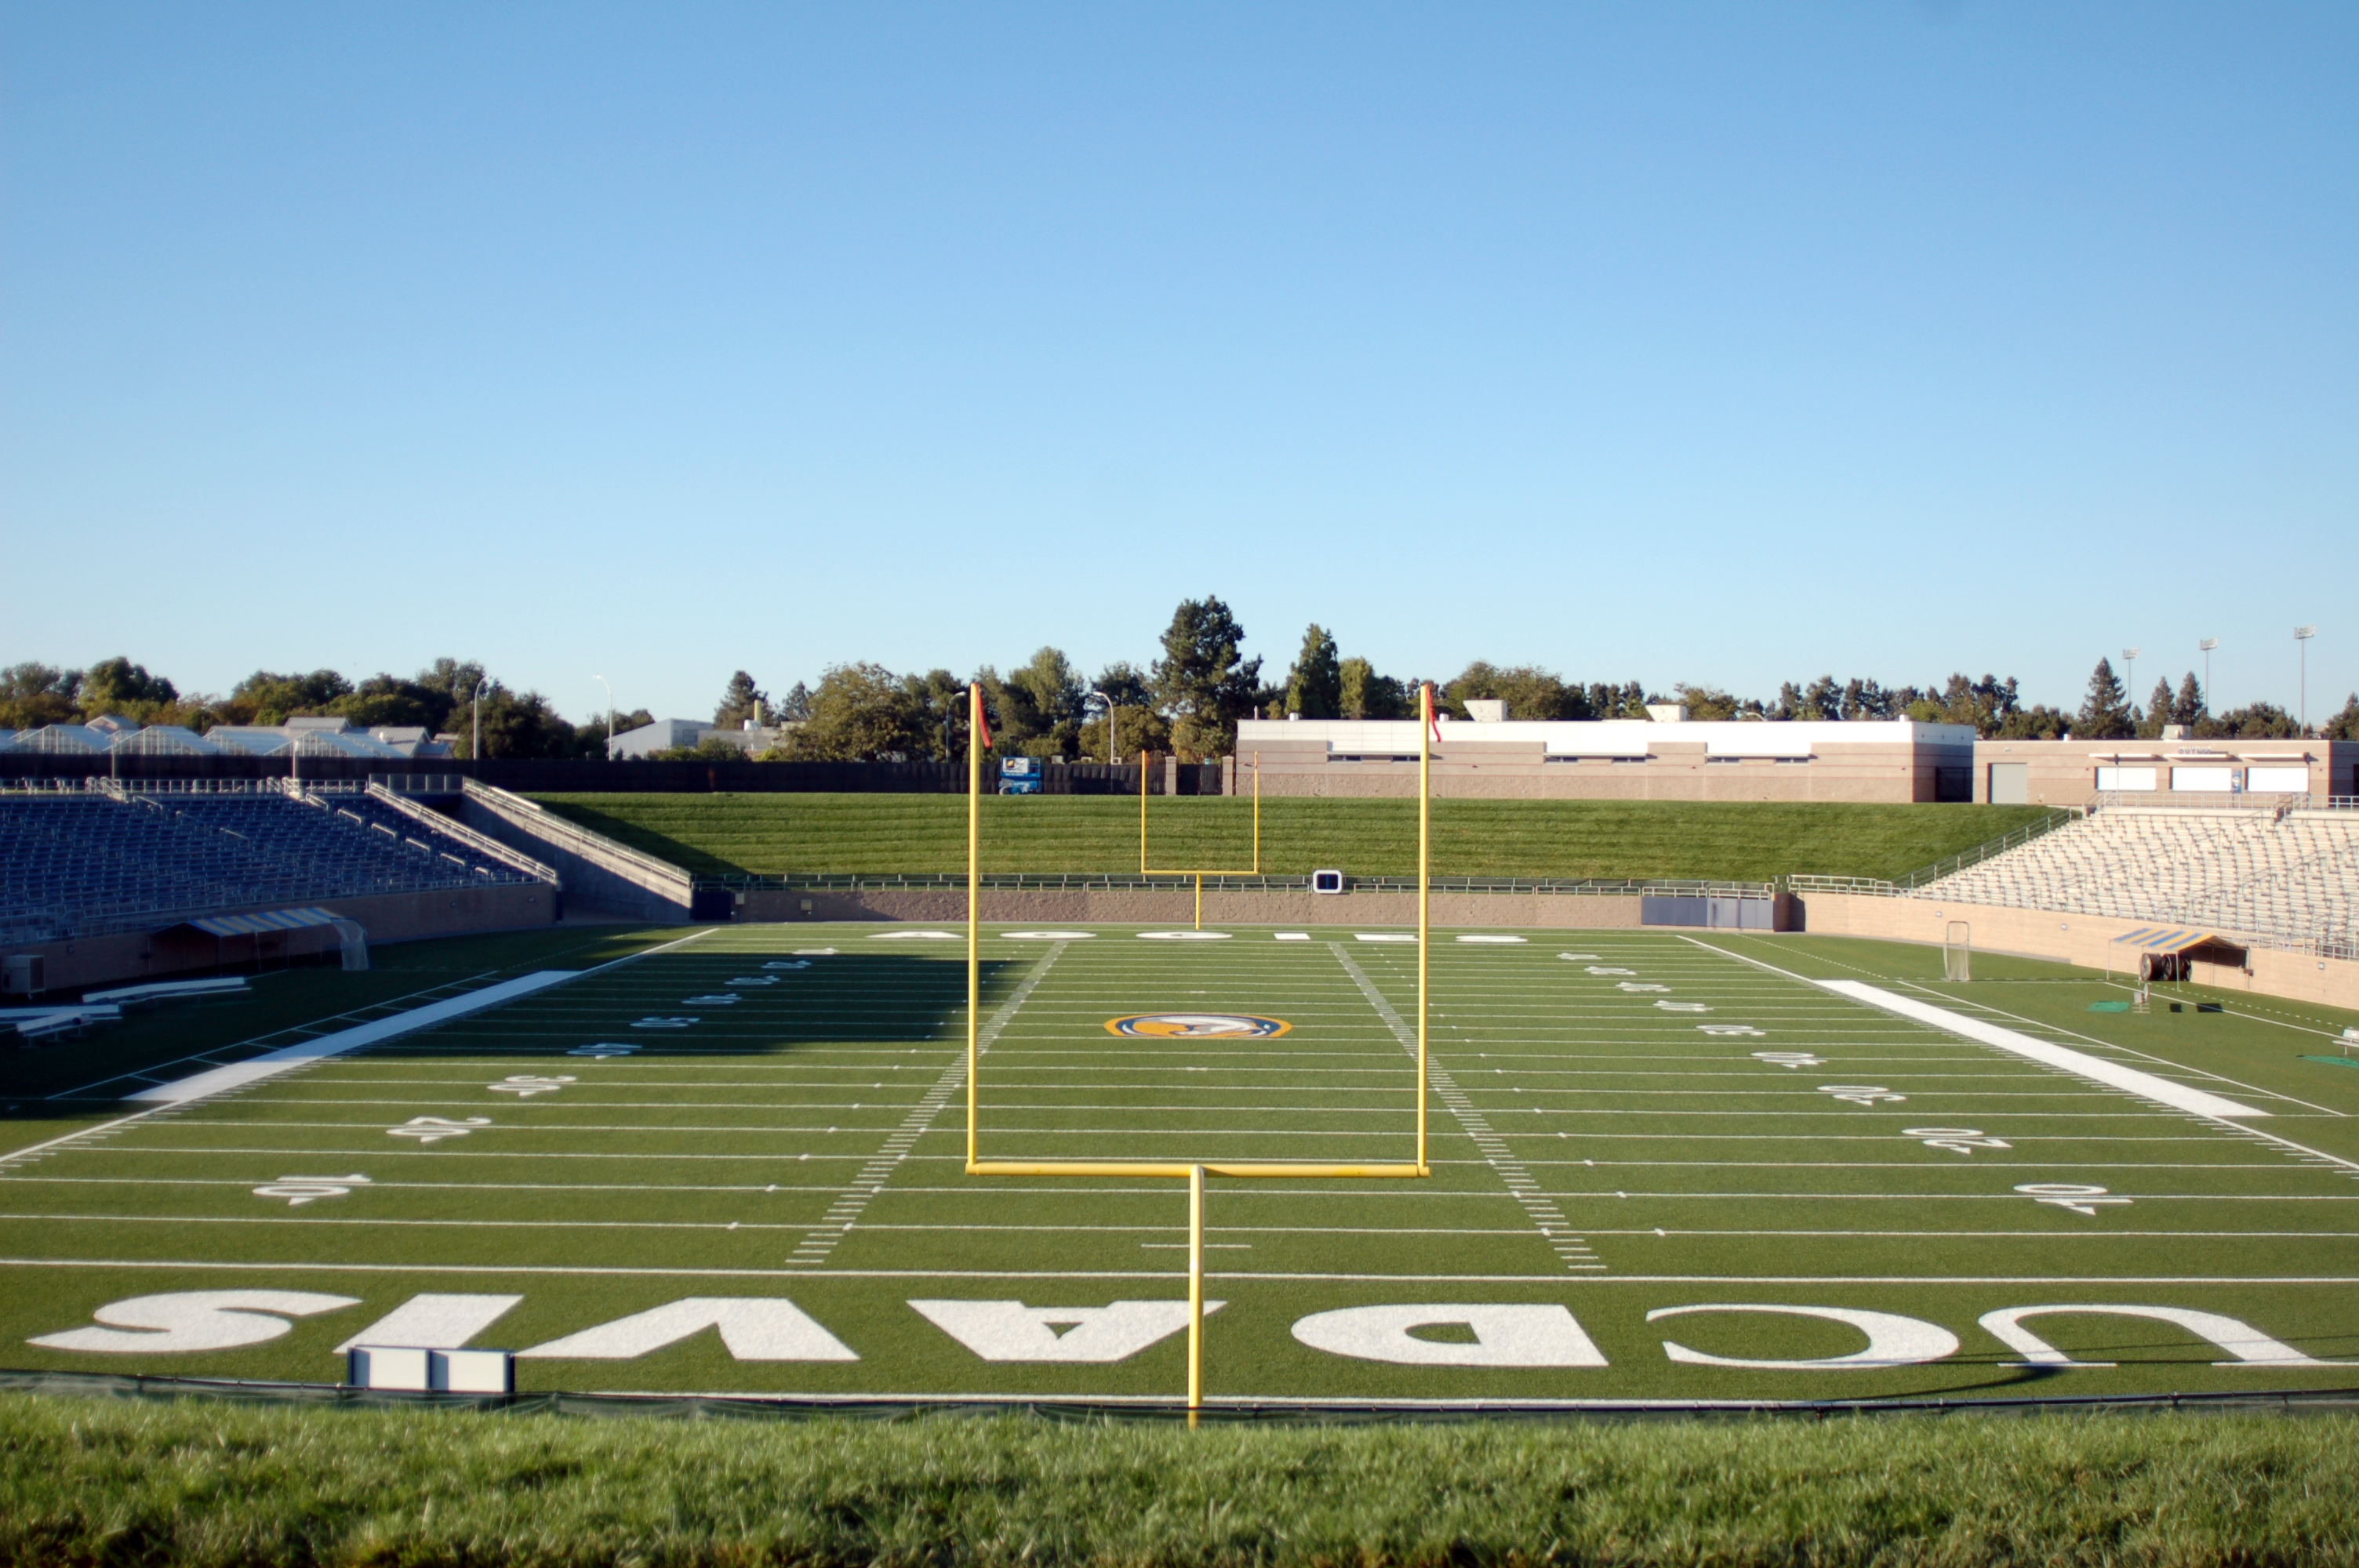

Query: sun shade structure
[163,906,345,938]
[961,679,1437,1421]
[2107,925,2249,981]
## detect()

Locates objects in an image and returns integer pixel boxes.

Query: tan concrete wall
[1242,742,1949,802]
[13,883,558,995]
[1797,890,2359,1012]
[740,887,1646,929]
[1972,738,2357,806]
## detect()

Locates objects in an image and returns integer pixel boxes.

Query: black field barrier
[0,755,1224,795]
[6,1369,2357,1425]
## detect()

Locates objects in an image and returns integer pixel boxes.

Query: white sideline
[1816,979,2268,1120]
[128,972,579,1108]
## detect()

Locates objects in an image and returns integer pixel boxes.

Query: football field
[4,923,2356,1407]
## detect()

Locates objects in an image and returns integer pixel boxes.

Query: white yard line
[4,1255,2354,1286]
[787,940,1070,1269]
[1331,942,1601,1272]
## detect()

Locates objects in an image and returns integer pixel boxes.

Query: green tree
[776,682,814,723]
[787,662,926,760]
[1081,662,1165,761]
[78,657,178,717]
[1337,658,1408,720]
[2077,658,2132,740]
[1677,684,1751,721]
[451,687,589,759]
[1150,597,1260,760]
[2319,693,2359,742]
[225,669,354,725]
[2174,672,2207,730]
[902,669,970,762]
[2137,677,2175,739]
[1994,705,2071,740]
[1445,662,1585,720]
[989,648,1087,758]
[0,662,83,729]
[1284,626,1343,719]
[714,671,770,728]
[2208,702,2300,739]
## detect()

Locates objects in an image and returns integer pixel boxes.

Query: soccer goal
[1944,921,1972,982]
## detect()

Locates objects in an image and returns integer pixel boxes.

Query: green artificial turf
[4,1393,2357,1566]
[0,924,683,1116]
[525,794,2055,883]
[5,925,2354,1414]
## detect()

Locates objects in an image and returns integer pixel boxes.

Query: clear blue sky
[5,2,2352,726]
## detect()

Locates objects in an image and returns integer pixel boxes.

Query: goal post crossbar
[961,681,1439,1422]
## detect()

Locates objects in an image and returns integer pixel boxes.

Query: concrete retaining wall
[457,783,692,922]
[736,887,1648,929]
[1796,890,2359,1012]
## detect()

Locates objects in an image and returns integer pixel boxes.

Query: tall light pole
[594,675,615,760]
[2198,638,2219,711]
[2122,647,2140,727]
[1089,689,1118,765]
[2295,626,2317,735]
[472,676,493,762]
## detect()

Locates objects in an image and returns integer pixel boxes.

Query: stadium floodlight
[2121,648,2140,713]
[472,677,492,762]
[593,676,615,760]
[961,677,1434,1423]
[2295,626,2317,734]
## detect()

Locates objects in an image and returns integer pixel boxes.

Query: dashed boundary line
[1332,942,1601,1272]
[787,942,1068,1268]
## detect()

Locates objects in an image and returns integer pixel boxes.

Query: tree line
[9,609,2353,765]
[0,657,646,760]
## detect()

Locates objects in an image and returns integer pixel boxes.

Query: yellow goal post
[961,681,1441,1420]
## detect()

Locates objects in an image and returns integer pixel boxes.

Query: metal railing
[361,782,559,885]
[1801,807,2087,897]
[2090,790,2311,815]
[701,870,1775,898]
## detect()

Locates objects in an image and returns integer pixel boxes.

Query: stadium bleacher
[0,784,547,947]
[1917,804,2359,957]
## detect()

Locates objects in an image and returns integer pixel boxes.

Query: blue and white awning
[170,906,345,938]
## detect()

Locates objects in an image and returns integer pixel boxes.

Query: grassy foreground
[5,1397,2357,1567]
[529,794,2050,884]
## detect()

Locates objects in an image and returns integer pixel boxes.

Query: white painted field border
[6,1255,2356,1287]
[122,974,592,1109]
[1891,981,2351,1120]
[0,933,723,1172]
[1816,980,2272,1121]
[1672,938,2271,1122]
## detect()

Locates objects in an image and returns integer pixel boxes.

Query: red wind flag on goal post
[1423,683,1441,747]
[972,684,991,751]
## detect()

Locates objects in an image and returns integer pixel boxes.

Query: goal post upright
[966,681,983,1171]
[1418,682,1431,1175]
[964,696,1430,1421]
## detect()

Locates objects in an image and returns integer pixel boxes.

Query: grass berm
[529,794,2053,883]
[3,1394,2356,1566]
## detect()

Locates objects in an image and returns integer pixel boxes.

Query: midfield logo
[1104,1012,1292,1039]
